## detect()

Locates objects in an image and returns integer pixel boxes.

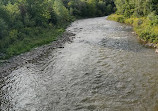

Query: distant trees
[115,0,158,18]
[0,0,116,29]
[0,0,71,28]
[53,0,71,23]
[0,4,9,39]
[114,0,158,27]
[0,0,116,41]
[0,0,116,58]
[0,0,71,39]
[65,0,115,18]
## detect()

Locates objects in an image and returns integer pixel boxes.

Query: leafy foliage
[66,0,115,18]
[115,0,158,18]
[109,0,158,45]
[0,0,115,59]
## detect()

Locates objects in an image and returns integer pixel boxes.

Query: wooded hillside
[0,0,115,59]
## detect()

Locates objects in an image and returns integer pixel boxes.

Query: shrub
[9,29,18,42]
[124,18,134,25]
[147,12,158,26]
[0,18,8,39]
[108,14,158,44]
[107,14,125,23]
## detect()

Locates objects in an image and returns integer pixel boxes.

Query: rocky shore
[0,32,75,77]
[138,38,158,53]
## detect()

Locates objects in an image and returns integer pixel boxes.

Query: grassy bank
[0,24,69,59]
[108,14,158,47]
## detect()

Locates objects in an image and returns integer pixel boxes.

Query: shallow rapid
[1,17,158,111]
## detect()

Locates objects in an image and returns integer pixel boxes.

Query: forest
[0,0,158,59]
[0,0,115,59]
[108,0,158,45]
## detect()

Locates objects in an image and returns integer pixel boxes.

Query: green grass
[108,14,158,47]
[0,25,67,59]
[108,14,125,23]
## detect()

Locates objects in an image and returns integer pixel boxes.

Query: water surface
[1,17,158,111]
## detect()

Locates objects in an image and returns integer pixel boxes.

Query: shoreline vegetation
[107,14,158,48]
[108,0,158,49]
[0,24,69,59]
[0,31,75,74]
[0,0,115,60]
[1,0,157,60]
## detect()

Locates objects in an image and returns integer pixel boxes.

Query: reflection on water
[1,17,158,111]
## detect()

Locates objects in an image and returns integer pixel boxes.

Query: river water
[1,17,158,111]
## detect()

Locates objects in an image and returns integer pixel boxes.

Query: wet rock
[0,60,9,63]
[155,49,158,53]
[58,46,64,48]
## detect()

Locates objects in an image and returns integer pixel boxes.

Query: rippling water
[1,17,158,111]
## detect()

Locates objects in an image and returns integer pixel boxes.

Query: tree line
[115,0,158,24]
[115,0,158,16]
[109,0,158,45]
[64,0,115,17]
[0,0,115,58]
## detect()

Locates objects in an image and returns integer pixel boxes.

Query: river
[1,17,158,111]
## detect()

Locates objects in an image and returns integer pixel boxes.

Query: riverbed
[1,17,158,111]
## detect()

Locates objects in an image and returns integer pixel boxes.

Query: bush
[107,14,125,23]
[0,18,8,39]
[9,29,18,42]
[147,12,158,26]
[124,18,134,25]
[108,14,158,44]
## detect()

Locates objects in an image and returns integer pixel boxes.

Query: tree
[0,18,8,39]
[87,0,97,17]
[115,0,158,17]
[53,0,71,23]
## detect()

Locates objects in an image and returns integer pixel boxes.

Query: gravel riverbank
[0,32,75,77]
